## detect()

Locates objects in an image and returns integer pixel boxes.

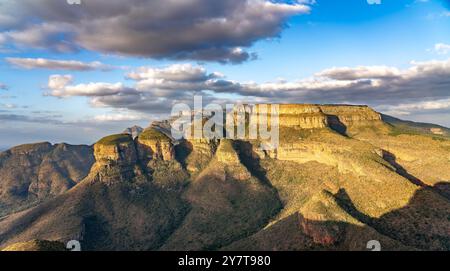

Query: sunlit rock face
[92,134,140,183]
[136,128,175,162]
[319,105,382,127]
[247,104,382,130]
[94,134,138,167]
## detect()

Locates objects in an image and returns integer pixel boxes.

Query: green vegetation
[97,133,132,145]
[139,128,170,141]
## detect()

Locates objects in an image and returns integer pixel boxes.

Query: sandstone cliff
[137,128,175,162]
[247,104,383,131]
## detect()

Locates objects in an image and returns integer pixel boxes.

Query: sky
[0,0,450,148]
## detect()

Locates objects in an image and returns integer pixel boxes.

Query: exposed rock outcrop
[93,134,140,183]
[216,140,240,164]
[94,134,138,167]
[137,128,175,162]
[245,104,382,131]
[320,105,382,127]
[123,126,144,139]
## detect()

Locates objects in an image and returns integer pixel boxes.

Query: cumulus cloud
[47,75,138,98]
[315,66,401,80]
[378,98,450,116]
[127,64,221,82]
[93,113,146,122]
[44,59,450,119]
[236,59,450,104]
[6,57,114,71]
[1,0,311,63]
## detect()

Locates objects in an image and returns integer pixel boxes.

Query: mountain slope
[0,132,189,250]
[0,143,94,217]
[0,105,449,251]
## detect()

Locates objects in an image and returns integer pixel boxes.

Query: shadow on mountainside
[334,184,450,250]
[174,140,193,171]
[381,150,450,201]
[232,140,273,188]
[326,115,348,136]
[381,150,427,187]
[226,183,450,251]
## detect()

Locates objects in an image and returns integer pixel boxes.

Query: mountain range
[0,104,449,251]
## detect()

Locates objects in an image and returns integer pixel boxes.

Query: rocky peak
[123,126,144,139]
[136,128,175,162]
[94,134,137,167]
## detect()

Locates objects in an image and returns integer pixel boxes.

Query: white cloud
[93,113,145,122]
[1,103,17,109]
[44,59,450,118]
[6,57,114,71]
[432,43,450,55]
[379,98,450,116]
[47,75,137,97]
[127,64,219,82]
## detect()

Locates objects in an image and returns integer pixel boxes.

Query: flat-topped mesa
[250,104,382,130]
[319,105,382,127]
[94,134,137,167]
[238,104,328,129]
[136,128,175,162]
[277,104,329,129]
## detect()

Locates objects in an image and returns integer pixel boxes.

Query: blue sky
[0,0,450,147]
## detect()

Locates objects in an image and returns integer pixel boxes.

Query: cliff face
[93,134,139,183]
[249,104,382,131]
[0,104,449,251]
[94,134,138,166]
[137,128,175,162]
[92,129,179,185]
[277,104,329,129]
[0,142,94,216]
[319,105,382,127]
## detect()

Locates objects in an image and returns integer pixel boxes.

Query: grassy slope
[227,122,450,251]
